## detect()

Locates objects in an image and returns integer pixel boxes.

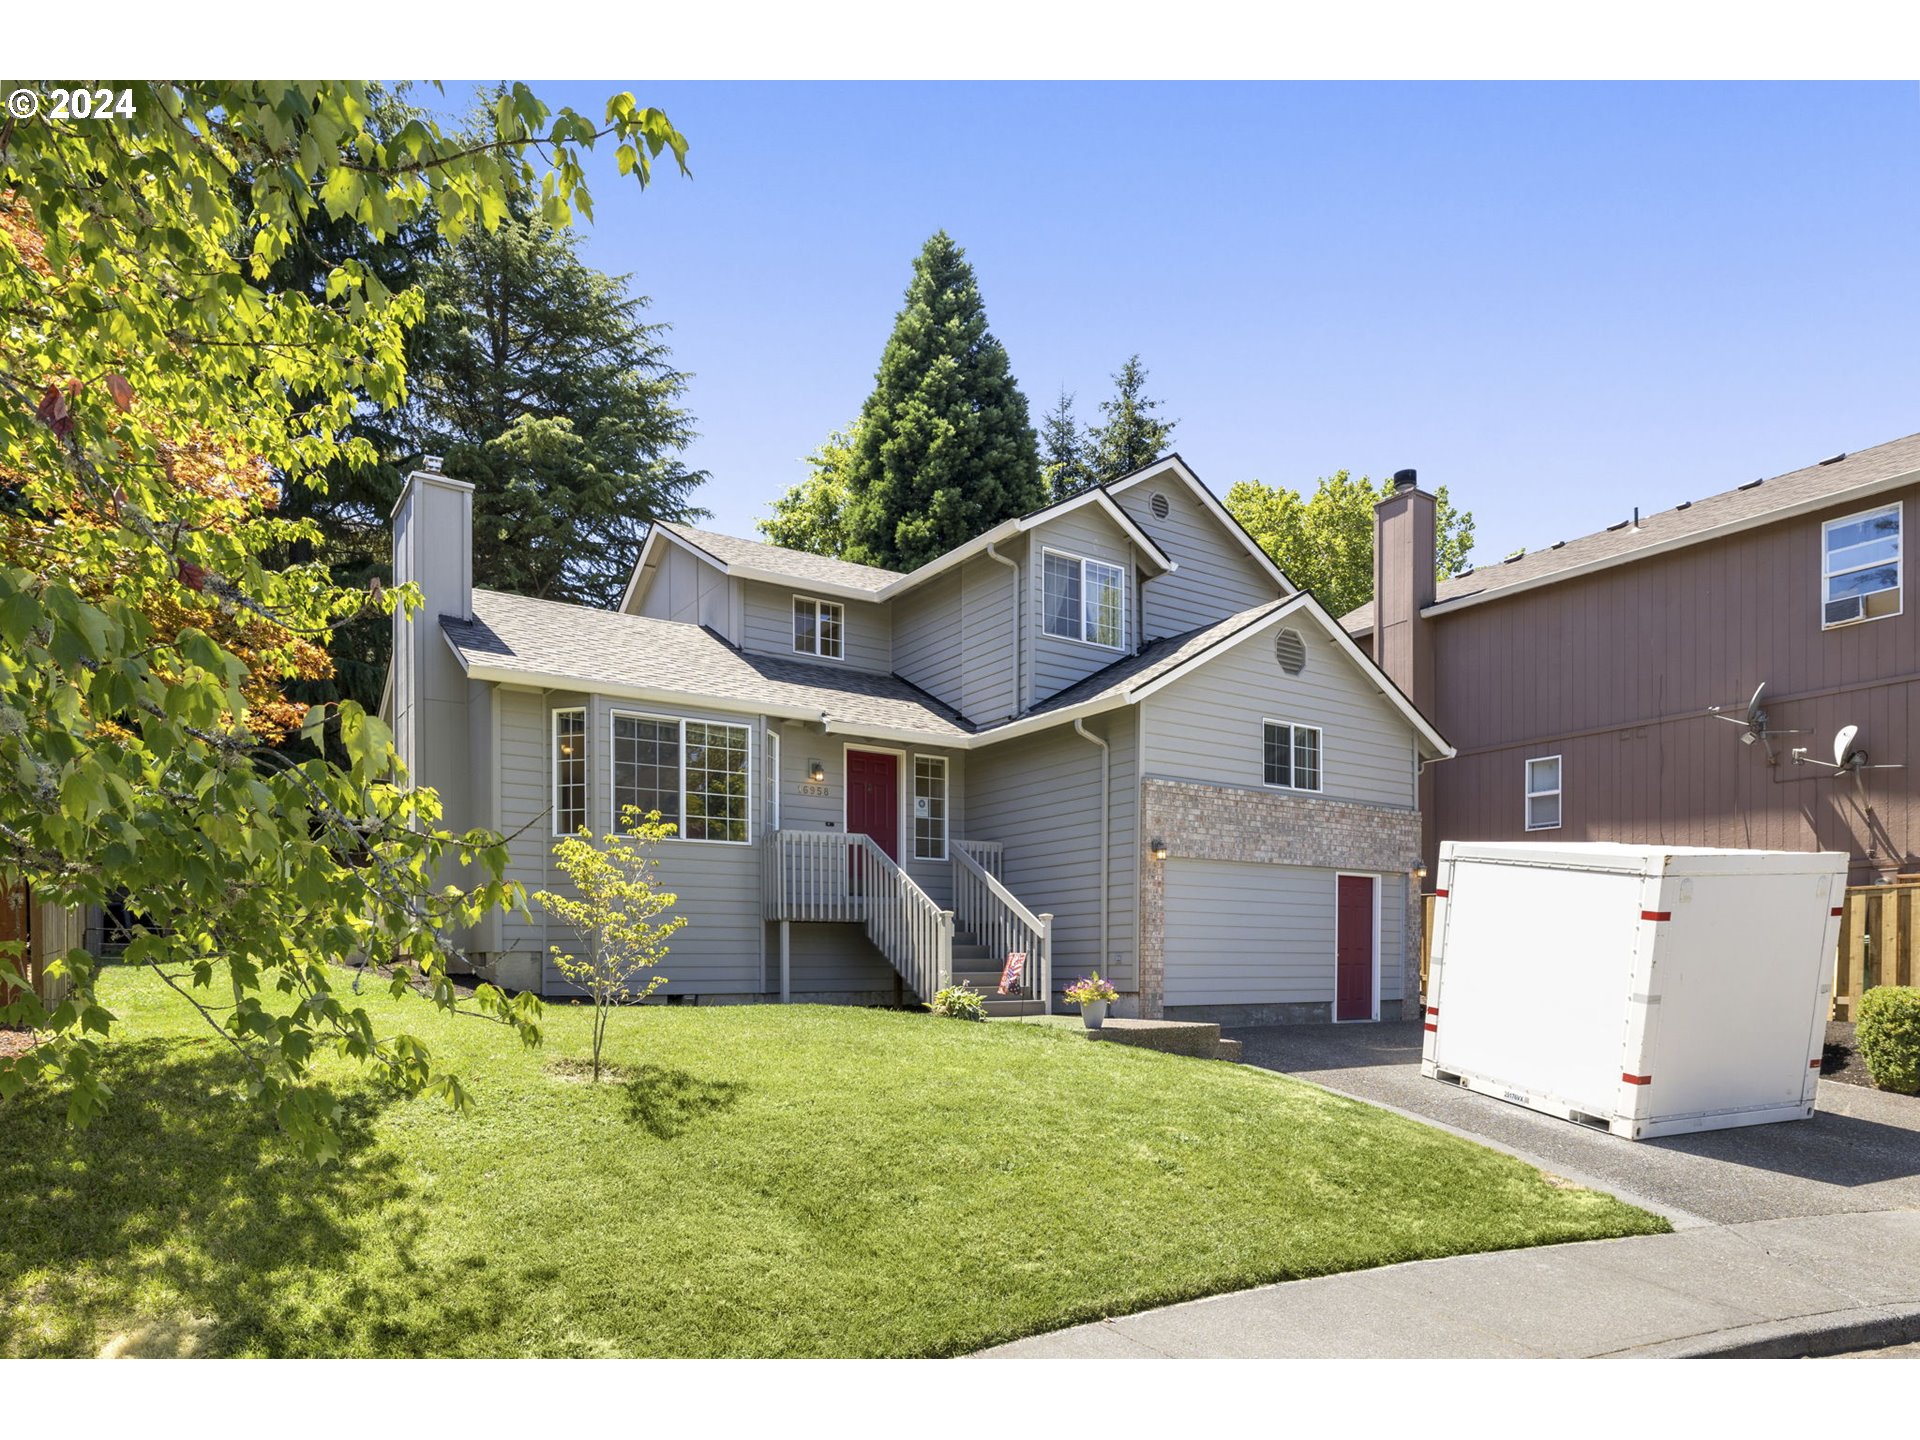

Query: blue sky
[513,81,1918,566]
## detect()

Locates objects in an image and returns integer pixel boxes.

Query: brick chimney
[1372,468,1435,721]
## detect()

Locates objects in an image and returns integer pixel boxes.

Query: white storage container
[1422,841,1847,1140]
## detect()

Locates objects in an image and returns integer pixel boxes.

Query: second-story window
[793,596,845,659]
[1042,549,1127,650]
[1822,501,1902,629]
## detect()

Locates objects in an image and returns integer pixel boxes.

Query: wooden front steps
[952,934,1047,1017]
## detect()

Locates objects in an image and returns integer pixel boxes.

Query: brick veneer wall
[1138,777,1424,1019]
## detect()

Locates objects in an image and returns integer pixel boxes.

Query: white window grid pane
[554,710,587,834]
[1292,727,1322,791]
[1043,552,1082,639]
[1085,561,1124,647]
[684,722,750,843]
[614,716,680,831]
[818,601,844,659]
[914,756,947,860]
[1263,723,1290,787]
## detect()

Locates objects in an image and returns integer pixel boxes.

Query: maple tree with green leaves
[0,81,689,1156]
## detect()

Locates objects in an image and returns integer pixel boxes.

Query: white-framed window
[552,708,587,835]
[1525,754,1562,831]
[1263,720,1323,792]
[913,755,948,861]
[792,595,846,659]
[1041,548,1127,649]
[1822,501,1902,629]
[611,711,753,844]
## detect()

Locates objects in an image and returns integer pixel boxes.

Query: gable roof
[1342,430,1920,636]
[621,522,904,611]
[1104,453,1297,594]
[445,589,973,743]
[620,479,1186,615]
[443,585,1449,757]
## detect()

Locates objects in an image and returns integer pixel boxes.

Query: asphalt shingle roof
[1341,431,1920,635]
[658,522,903,595]
[1024,600,1292,717]
[443,589,974,740]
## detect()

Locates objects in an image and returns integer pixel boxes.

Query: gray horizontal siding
[964,709,1135,991]
[1142,619,1417,808]
[892,554,1020,725]
[1162,862,1405,1007]
[1027,508,1139,707]
[775,922,896,997]
[1114,478,1278,638]
[632,542,734,638]
[739,578,891,673]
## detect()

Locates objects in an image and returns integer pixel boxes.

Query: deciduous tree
[1224,471,1476,617]
[537,807,685,1083]
[758,421,859,557]
[0,80,690,1155]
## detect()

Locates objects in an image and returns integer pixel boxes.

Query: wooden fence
[1832,882,1920,1021]
[1417,884,1915,1020]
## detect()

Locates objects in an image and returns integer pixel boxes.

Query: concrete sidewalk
[977,1210,1920,1359]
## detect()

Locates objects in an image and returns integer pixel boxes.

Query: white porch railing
[763,830,953,1003]
[951,845,1052,1011]
[956,838,1003,878]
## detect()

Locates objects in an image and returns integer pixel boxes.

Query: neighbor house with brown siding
[387,456,1451,1023]
[1346,431,1920,883]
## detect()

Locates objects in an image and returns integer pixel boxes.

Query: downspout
[985,541,1021,717]
[1074,718,1110,985]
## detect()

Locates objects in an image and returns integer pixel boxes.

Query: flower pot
[1081,1000,1108,1030]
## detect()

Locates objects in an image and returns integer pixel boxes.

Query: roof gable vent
[1275,627,1307,675]
[1150,491,1171,520]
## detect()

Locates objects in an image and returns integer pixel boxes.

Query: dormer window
[792,596,845,659]
[1822,502,1901,629]
[1042,549,1126,650]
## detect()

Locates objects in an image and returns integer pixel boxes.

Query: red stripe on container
[1433,889,1448,898]
[1640,910,1671,922]
[1622,1072,1653,1085]
[1831,907,1845,917]
[1422,1023,1438,1033]
[1811,1058,1823,1068]
[1425,1006,1439,1016]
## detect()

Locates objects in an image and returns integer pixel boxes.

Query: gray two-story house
[387,457,1452,1022]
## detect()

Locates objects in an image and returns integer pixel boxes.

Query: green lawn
[0,970,1667,1357]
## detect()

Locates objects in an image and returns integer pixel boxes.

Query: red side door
[846,750,900,861]
[1335,874,1376,1022]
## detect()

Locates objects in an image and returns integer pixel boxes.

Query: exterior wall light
[1414,863,1429,881]
[1150,837,1169,860]
[807,759,826,783]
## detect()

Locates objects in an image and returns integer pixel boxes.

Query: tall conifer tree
[841,232,1044,570]
[1087,353,1177,483]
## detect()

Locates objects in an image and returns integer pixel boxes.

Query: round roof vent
[1149,491,1170,520]
[1275,628,1307,675]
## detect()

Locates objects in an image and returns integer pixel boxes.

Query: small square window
[793,596,845,659]
[1264,721,1322,792]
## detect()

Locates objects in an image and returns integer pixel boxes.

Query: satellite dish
[1834,724,1859,771]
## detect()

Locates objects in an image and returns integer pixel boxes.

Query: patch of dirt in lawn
[0,1029,37,1061]
[543,1056,633,1084]
[97,1315,216,1359]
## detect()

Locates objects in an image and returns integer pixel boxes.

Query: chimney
[389,468,476,812]
[1372,468,1436,722]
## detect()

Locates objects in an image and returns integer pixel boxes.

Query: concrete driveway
[1227,1020,1920,1227]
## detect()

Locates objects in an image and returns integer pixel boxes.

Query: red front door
[1335,874,1375,1022]
[846,750,900,861]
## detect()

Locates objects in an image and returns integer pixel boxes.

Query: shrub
[930,982,987,1022]
[1856,986,1920,1095]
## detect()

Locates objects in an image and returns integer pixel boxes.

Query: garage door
[1162,860,1401,1014]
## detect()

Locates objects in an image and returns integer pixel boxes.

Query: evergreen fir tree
[1087,354,1177,483]
[1039,388,1096,501]
[841,231,1044,570]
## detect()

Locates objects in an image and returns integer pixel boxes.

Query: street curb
[1619,1302,1920,1358]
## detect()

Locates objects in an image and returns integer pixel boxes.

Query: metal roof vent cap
[1275,627,1308,675]
[1392,468,1418,490]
